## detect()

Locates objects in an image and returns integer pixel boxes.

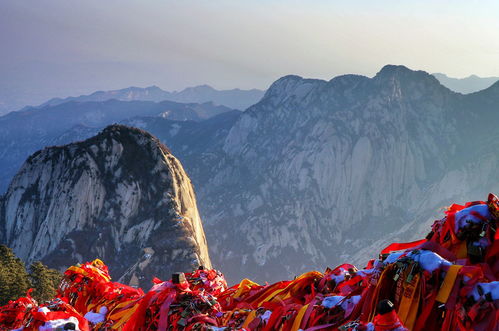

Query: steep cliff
[194,65,499,282]
[0,125,211,288]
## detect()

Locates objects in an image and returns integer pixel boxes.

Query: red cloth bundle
[123,277,222,331]
[1,194,497,330]
[0,290,37,330]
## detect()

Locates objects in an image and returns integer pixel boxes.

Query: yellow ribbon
[436,265,463,303]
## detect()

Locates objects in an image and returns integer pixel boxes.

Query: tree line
[0,245,62,306]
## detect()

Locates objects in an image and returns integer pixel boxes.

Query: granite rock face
[192,65,499,282]
[0,125,211,288]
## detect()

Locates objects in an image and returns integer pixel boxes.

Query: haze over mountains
[0,99,235,193]
[3,72,497,116]
[37,85,265,111]
[3,72,495,116]
[1,64,499,283]
[432,73,499,94]
[0,84,265,116]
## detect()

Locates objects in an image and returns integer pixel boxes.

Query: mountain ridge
[31,84,265,112]
[187,64,499,282]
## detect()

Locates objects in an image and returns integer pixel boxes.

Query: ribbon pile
[1,193,498,330]
[0,294,89,331]
[58,258,144,330]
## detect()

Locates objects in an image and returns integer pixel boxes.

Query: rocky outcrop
[0,125,211,288]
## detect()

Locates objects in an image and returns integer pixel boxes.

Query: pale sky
[1,0,499,109]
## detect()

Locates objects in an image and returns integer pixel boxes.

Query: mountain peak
[4,125,211,288]
[264,75,324,100]
[144,85,164,91]
[276,74,305,82]
[328,74,369,89]
[98,124,157,141]
[377,64,412,74]
[375,64,433,81]
[182,84,216,93]
[374,64,444,93]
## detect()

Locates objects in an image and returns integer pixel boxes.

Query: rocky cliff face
[191,65,499,282]
[0,125,211,288]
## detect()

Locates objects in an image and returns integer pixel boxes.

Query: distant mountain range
[4,73,498,115]
[0,84,265,116]
[432,73,499,94]
[1,65,499,283]
[0,99,234,193]
[28,85,265,112]
[2,73,498,115]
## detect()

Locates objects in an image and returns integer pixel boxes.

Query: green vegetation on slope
[0,245,62,305]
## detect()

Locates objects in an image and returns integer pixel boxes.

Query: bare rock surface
[0,125,211,288]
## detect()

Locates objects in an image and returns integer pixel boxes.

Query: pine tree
[0,245,30,305]
[29,261,62,303]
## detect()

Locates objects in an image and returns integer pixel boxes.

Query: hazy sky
[1,0,499,108]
